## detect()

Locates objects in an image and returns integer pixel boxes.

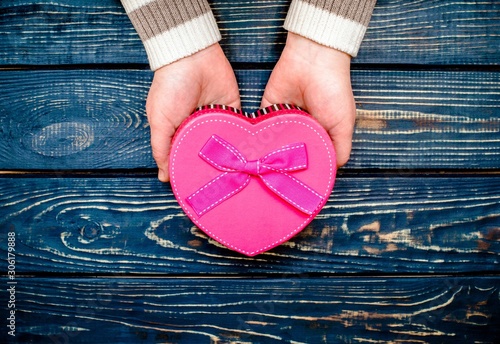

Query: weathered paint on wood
[6,277,500,343]
[0,70,153,170]
[1,0,499,65]
[1,176,498,274]
[1,1,499,342]
[1,69,499,170]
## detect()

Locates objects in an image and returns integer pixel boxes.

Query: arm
[121,0,240,181]
[262,0,376,167]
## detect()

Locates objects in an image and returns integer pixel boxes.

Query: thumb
[329,122,354,167]
[147,85,197,182]
[148,109,178,182]
[260,93,274,109]
[322,107,355,167]
[260,75,287,109]
[307,95,356,167]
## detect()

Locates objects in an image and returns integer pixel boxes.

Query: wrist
[154,43,223,75]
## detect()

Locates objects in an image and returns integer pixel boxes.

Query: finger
[149,89,240,183]
[260,73,302,109]
[327,113,355,167]
[226,97,241,110]
[260,92,273,109]
[330,127,354,167]
[260,87,292,109]
[260,78,291,109]
[148,112,177,182]
[259,70,283,109]
[218,86,241,110]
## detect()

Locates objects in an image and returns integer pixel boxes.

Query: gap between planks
[1,169,500,179]
[12,272,500,279]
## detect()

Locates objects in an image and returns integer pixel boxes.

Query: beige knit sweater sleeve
[285,0,376,57]
[121,0,375,70]
[120,0,221,70]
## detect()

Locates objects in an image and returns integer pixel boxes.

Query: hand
[261,32,356,167]
[146,43,240,181]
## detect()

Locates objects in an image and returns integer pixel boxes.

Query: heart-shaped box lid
[170,104,336,256]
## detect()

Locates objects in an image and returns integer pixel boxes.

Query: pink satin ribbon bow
[186,135,323,216]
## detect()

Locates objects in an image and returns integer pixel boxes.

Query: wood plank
[1,0,499,65]
[1,176,498,274]
[0,70,154,170]
[349,69,500,169]
[6,276,500,343]
[0,69,498,170]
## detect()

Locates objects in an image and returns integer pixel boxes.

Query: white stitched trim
[212,135,246,164]
[187,172,250,216]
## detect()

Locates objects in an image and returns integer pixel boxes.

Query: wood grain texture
[1,0,499,65]
[350,69,500,169]
[1,69,498,170]
[0,70,154,170]
[5,277,500,343]
[2,1,499,342]
[1,176,498,274]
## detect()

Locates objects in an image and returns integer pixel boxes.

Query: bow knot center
[242,159,260,176]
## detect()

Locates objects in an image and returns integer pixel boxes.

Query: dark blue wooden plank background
[1,0,499,65]
[2,176,498,275]
[1,69,499,170]
[10,277,500,343]
[0,0,499,343]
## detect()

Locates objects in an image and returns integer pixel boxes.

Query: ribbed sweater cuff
[121,0,221,70]
[144,12,220,70]
[284,0,374,57]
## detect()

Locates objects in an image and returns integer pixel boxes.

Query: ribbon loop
[187,135,323,216]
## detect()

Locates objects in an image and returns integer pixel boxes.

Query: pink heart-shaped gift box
[169,104,336,256]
